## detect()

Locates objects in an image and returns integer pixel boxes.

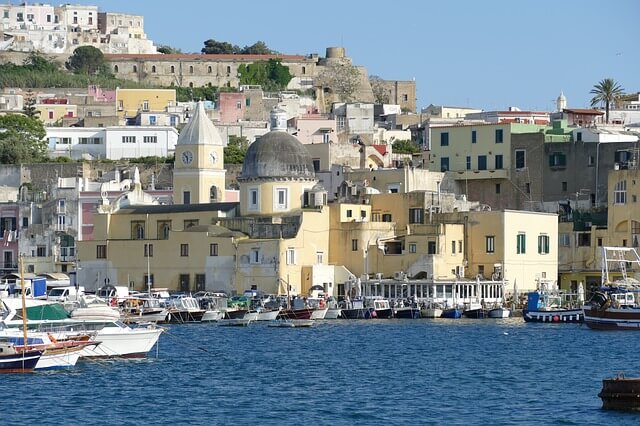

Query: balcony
[454,169,509,181]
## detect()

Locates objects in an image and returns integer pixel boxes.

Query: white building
[46,126,179,160]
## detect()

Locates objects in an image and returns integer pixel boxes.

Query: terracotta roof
[372,145,387,156]
[563,108,604,115]
[495,111,549,115]
[104,53,307,61]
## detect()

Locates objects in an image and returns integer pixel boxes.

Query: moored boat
[166,295,206,323]
[487,307,512,318]
[0,341,42,373]
[462,306,487,319]
[421,303,443,319]
[599,373,640,410]
[522,281,584,323]
[441,307,462,319]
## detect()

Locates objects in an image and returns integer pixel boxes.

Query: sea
[4,318,640,425]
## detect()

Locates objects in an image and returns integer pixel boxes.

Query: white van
[48,286,85,302]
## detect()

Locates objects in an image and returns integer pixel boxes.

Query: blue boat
[441,308,462,319]
[0,341,42,373]
[522,291,583,323]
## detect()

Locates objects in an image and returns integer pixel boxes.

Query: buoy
[553,315,560,322]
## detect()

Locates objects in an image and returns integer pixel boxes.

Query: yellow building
[36,103,78,125]
[115,88,176,120]
[173,102,226,204]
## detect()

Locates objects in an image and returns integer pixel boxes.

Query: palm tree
[590,78,624,124]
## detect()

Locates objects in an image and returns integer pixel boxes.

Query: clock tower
[173,101,226,204]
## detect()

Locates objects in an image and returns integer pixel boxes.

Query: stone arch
[615,220,628,233]
[151,65,156,73]
[113,65,119,73]
[209,186,219,202]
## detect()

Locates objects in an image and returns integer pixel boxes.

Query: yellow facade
[115,88,176,119]
[608,168,640,248]
[36,103,78,125]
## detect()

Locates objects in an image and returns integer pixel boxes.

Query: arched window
[133,65,137,73]
[189,82,194,88]
[302,66,306,75]
[189,65,194,74]
[133,223,144,240]
[210,186,218,202]
[161,223,170,240]
[151,65,156,73]
[207,66,212,73]
[114,65,119,73]
[170,65,175,73]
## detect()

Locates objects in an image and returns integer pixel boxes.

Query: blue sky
[81,0,636,111]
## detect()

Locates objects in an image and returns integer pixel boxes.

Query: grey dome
[240,131,315,180]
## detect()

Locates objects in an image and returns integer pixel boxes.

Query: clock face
[209,152,217,164]
[181,150,193,165]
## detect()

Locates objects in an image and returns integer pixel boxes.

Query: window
[549,152,567,167]
[409,208,424,224]
[576,132,582,142]
[286,248,296,265]
[158,221,171,240]
[184,219,199,229]
[538,235,550,254]
[382,214,392,222]
[151,65,156,73]
[131,221,145,239]
[517,233,526,254]
[144,243,153,257]
[614,180,627,204]
[143,136,157,143]
[275,188,288,210]
[486,236,495,253]
[409,243,417,253]
[466,156,471,170]
[97,245,107,259]
[316,251,324,264]
[143,274,154,288]
[180,244,189,257]
[351,239,358,251]
[236,101,242,109]
[495,154,503,169]
[36,246,46,257]
[249,188,259,210]
[346,209,353,218]
[478,155,487,170]
[458,240,463,253]
[440,132,449,146]
[122,136,136,143]
[559,233,570,247]
[170,65,175,73]
[189,66,194,74]
[495,129,504,143]
[451,241,456,254]
[588,155,595,166]
[428,241,436,254]
[578,233,591,247]
[495,183,501,194]
[133,65,137,73]
[526,183,531,194]
[250,248,260,264]
[183,191,190,205]
[471,130,477,144]
[79,137,102,145]
[312,159,320,172]
[515,150,526,170]
[562,182,567,192]
[208,66,212,73]
[440,157,449,172]
[210,243,218,256]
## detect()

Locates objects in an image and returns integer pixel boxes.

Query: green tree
[24,52,59,73]
[202,39,240,54]
[22,89,40,118]
[240,41,275,55]
[157,45,182,54]
[224,135,248,164]
[0,114,48,163]
[392,139,420,154]
[590,78,624,124]
[66,46,107,75]
[237,59,292,91]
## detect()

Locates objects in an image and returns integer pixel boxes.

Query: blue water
[4,319,640,425]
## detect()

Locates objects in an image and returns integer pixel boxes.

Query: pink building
[291,114,336,144]
[218,92,246,124]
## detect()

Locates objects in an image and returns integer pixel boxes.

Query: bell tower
[173,101,226,204]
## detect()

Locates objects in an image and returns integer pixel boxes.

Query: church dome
[239,131,315,180]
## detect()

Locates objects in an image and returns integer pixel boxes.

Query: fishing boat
[421,302,443,319]
[324,297,342,319]
[121,296,170,323]
[0,340,42,373]
[441,307,462,319]
[583,247,640,330]
[370,298,393,319]
[393,301,421,319]
[340,297,375,319]
[197,292,230,322]
[522,279,584,323]
[462,305,487,319]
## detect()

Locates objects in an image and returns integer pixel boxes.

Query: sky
[64,0,638,111]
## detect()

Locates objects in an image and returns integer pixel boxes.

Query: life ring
[110,297,118,307]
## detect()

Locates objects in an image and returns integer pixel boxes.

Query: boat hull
[201,310,225,322]
[36,346,83,370]
[310,308,328,320]
[421,308,443,318]
[394,308,421,319]
[0,350,41,373]
[256,310,280,321]
[441,308,462,319]
[463,308,487,319]
[78,326,163,358]
[488,308,511,318]
[277,308,314,320]
[584,308,640,330]
[341,308,375,319]
[374,308,393,319]
[523,309,583,323]
[599,377,640,410]
[167,309,205,323]
[324,308,342,319]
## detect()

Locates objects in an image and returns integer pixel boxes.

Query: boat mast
[19,254,29,351]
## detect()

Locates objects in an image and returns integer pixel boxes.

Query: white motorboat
[324,308,342,319]
[201,310,225,322]
[421,304,443,319]
[488,307,512,318]
[69,295,121,321]
[68,321,163,359]
[256,308,279,321]
[310,307,328,320]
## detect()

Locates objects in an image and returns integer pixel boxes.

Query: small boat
[441,307,462,319]
[599,373,640,410]
[70,295,121,321]
[121,297,170,323]
[0,341,42,373]
[488,307,512,318]
[324,296,342,319]
[522,283,583,323]
[218,319,252,327]
[166,296,206,323]
[462,307,487,319]
[421,303,443,319]
[394,307,421,319]
[370,298,393,319]
[340,298,375,319]
[268,319,314,328]
[277,308,314,320]
[197,292,229,322]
